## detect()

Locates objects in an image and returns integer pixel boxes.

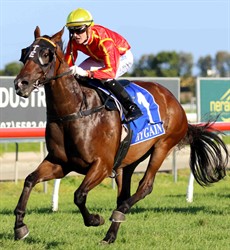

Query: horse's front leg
[74,159,109,227]
[14,160,65,240]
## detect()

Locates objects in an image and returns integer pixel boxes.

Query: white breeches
[79,49,134,79]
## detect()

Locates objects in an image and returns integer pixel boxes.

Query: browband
[36,37,56,48]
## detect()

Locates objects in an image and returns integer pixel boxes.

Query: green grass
[0,170,229,250]
[222,134,230,144]
[0,143,41,155]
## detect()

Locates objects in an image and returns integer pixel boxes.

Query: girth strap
[47,104,105,122]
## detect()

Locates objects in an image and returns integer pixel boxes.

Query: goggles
[68,25,88,35]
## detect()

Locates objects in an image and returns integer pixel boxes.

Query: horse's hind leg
[103,144,172,243]
[100,163,137,244]
[116,162,138,208]
[14,160,65,240]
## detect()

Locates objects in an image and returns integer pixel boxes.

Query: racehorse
[13,26,229,244]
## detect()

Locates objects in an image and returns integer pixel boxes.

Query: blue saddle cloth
[87,80,165,146]
[124,82,165,145]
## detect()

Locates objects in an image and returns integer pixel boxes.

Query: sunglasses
[68,26,87,35]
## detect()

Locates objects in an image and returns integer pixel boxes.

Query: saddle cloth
[88,80,165,146]
[123,82,165,145]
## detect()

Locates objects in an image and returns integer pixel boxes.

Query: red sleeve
[92,39,120,79]
[64,41,78,67]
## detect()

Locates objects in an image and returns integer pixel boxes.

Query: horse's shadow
[130,192,230,215]
[22,237,62,248]
[0,232,63,247]
[1,192,229,217]
[0,207,62,215]
[130,205,228,215]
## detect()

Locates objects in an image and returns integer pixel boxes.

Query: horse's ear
[34,26,41,39]
[52,27,65,43]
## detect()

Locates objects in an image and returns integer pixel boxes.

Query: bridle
[32,70,72,90]
[20,36,72,89]
[19,36,106,122]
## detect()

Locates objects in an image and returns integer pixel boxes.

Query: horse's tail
[184,122,229,187]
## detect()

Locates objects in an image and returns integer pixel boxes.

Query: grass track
[0,170,229,250]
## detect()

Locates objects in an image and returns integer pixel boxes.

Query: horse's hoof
[100,240,110,245]
[85,214,105,227]
[101,235,116,244]
[14,225,29,240]
[109,210,126,222]
[99,215,105,225]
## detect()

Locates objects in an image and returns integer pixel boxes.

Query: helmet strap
[69,33,75,65]
[83,27,90,45]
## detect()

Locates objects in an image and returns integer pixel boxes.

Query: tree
[153,51,180,77]
[178,52,193,77]
[197,55,213,77]
[0,62,22,76]
[215,51,230,77]
[130,51,194,78]
[130,54,157,77]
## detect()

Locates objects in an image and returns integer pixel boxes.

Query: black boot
[104,80,143,122]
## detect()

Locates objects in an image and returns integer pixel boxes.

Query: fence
[0,128,46,189]
[0,123,229,200]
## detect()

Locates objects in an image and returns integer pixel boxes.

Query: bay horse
[13,26,229,244]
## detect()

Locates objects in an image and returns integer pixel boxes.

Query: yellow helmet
[66,8,94,28]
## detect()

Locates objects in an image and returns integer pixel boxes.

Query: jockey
[65,8,142,122]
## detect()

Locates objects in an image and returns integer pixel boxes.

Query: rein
[33,70,72,89]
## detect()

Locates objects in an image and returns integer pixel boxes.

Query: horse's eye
[39,48,53,66]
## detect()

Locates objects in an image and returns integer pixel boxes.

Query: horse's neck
[45,75,83,117]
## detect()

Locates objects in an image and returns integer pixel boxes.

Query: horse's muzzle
[14,78,31,97]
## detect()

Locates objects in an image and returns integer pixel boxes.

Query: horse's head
[14,26,65,98]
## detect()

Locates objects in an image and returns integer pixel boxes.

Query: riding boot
[104,79,143,122]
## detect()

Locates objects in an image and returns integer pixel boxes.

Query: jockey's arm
[92,39,120,79]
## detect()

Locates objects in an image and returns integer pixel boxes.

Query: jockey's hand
[70,66,88,77]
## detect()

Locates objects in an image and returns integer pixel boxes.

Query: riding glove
[70,66,88,77]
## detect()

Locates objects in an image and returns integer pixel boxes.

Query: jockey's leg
[104,79,142,122]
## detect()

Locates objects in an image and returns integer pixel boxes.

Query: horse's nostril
[21,81,29,85]
[16,80,29,89]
